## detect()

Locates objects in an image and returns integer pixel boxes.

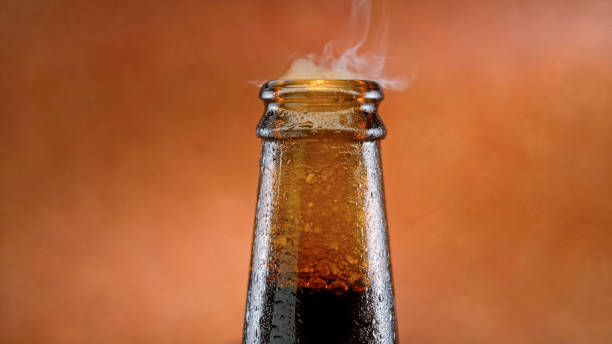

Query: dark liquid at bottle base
[296,287,368,344]
[254,285,392,344]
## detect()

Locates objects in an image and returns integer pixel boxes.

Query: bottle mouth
[260,79,384,103]
[257,79,386,141]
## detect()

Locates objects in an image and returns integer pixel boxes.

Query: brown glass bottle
[243,80,398,344]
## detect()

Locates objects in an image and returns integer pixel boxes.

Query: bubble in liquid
[328,280,349,295]
[308,277,327,291]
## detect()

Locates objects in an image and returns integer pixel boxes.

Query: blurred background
[1,0,611,343]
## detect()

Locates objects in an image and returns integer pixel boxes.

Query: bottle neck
[257,79,386,141]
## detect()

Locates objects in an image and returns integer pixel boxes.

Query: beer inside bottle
[243,80,398,344]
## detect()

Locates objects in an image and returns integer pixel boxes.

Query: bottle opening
[260,79,383,103]
[257,79,386,141]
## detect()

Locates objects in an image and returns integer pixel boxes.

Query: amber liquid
[268,140,371,291]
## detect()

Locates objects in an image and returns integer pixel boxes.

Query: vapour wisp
[280,0,408,90]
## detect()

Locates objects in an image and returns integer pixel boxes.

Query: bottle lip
[260,79,384,102]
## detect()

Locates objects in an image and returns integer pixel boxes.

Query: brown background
[1,0,612,343]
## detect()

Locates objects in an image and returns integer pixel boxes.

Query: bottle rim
[260,79,384,102]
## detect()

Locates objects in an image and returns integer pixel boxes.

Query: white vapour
[280,0,407,90]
